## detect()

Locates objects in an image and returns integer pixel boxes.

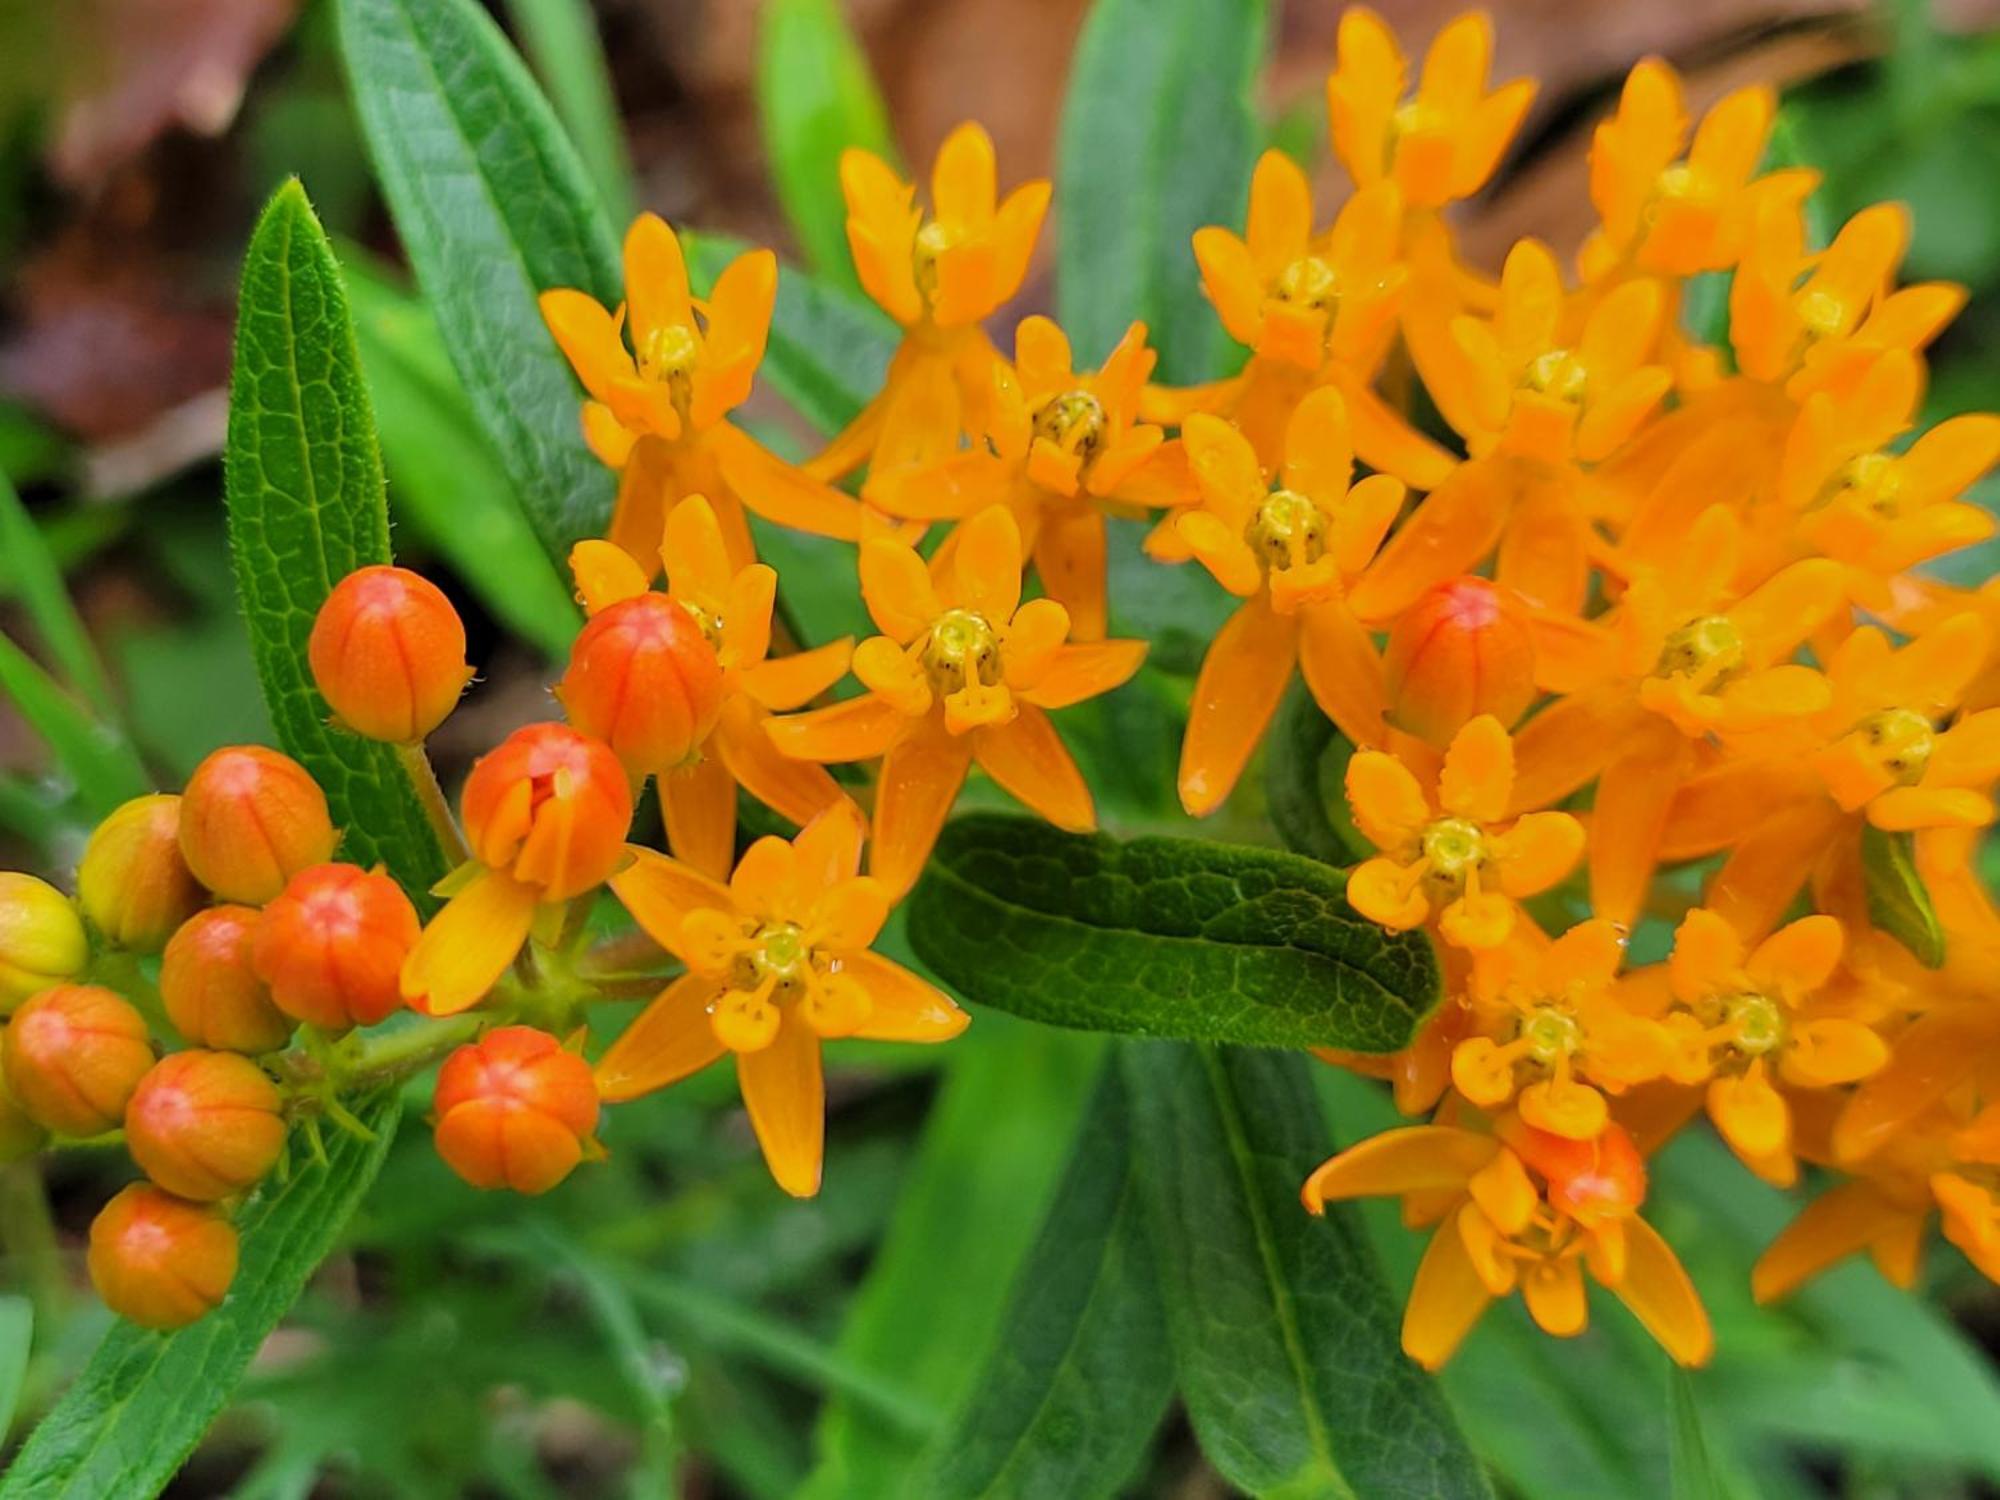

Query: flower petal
[1179,598,1299,816]
[973,705,1094,831]
[594,973,728,1102]
[661,754,737,882]
[843,950,970,1042]
[738,1011,825,1197]
[400,869,540,1016]
[1608,1214,1713,1366]
[609,846,736,959]
[872,720,975,896]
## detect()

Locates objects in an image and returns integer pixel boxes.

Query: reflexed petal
[714,425,865,541]
[1727,559,1846,663]
[1033,507,1110,641]
[1179,598,1299,816]
[1752,1181,1908,1303]
[743,639,855,711]
[609,846,736,958]
[844,951,970,1042]
[1867,786,1992,830]
[1540,917,1625,991]
[400,870,540,1016]
[1298,603,1389,749]
[713,705,850,828]
[1349,458,1509,622]
[812,877,891,951]
[1300,1126,1498,1210]
[594,973,728,1102]
[973,706,1094,831]
[661,755,737,882]
[1588,726,1690,928]
[1021,639,1148,710]
[872,721,975,896]
[1609,1215,1714,1366]
[1704,799,1844,943]
[738,1013,825,1198]
[1402,1213,1496,1371]
[766,693,907,764]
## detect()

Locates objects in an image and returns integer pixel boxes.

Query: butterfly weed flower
[88,1184,239,1331]
[0,873,87,1012]
[433,1026,601,1195]
[256,863,422,1030]
[78,794,206,953]
[309,565,474,744]
[1382,577,1539,747]
[161,905,296,1054]
[124,1050,287,1202]
[595,803,967,1196]
[4,984,155,1137]
[179,746,339,906]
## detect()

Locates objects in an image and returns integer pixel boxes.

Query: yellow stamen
[1275,255,1340,311]
[1246,488,1328,571]
[922,608,1004,696]
[1032,390,1108,464]
[1654,615,1746,693]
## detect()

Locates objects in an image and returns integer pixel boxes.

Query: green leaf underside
[223,182,449,900]
[1265,683,1371,866]
[0,1094,403,1500]
[911,1055,1172,1500]
[1860,823,1946,968]
[908,814,1440,1053]
[1056,0,1268,380]
[1124,1043,1491,1500]
[336,0,619,565]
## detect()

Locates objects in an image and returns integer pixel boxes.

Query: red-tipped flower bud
[1382,577,1538,747]
[252,864,420,1030]
[0,1031,49,1162]
[1505,1118,1648,1226]
[161,905,295,1053]
[180,746,339,905]
[4,984,154,1136]
[559,595,725,776]
[309,565,473,743]
[461,724,632,901]
[125,1050,286,1201]
[77,795,205,952]
[433,1025,599,1194]
[88,1184,239,1329]
[0,872,88,1012]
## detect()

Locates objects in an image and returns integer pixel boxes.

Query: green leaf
[0,471,116,720]
[340,254,581,659]
[223,181,449,899]
[1264,683,1368,866]
[756,0,895,288]
[0,633,149,817]
[1056,0,1268,379]
[798,1020,1103,1499]
[907,814,1440,1053]
[0,1295,30,1442]
[336,0,620,565]
[910,1054,1172,1500]
[1668,1369,1723,1500]
[0,1093,402,1500]
[500,0,637,224]
[1123,1042,1491,1500]
[1861,822,1946,968]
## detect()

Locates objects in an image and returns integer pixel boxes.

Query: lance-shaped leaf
[907,814,1440,1053]
[223,181,449,900]
[1861,823,1946,969]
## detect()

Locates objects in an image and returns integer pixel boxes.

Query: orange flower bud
[1382,577,1538,747]
[559,595,725,776]
[180,746,339,905]
[309,565,474,743]
[88,1184,239,1329]
[461,724,632,901]
[432,1025,599,1194]
[0,1031,49,1162]
[125,1050,287,1201]
[161,905,295,1053]
[252,864,420,1030]
[0,872,88,1012]
[3,984,154,1136]
[1506,1118,1648,1225]
[77,795,205,952]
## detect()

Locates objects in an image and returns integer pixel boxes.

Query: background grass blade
[500,0,637,224]
[0,1094,402,1500]
[336,0,620,566]
[224,180,450,899]
[0,471,116,721]
[0,634,149,817]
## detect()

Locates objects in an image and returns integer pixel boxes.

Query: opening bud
[88,1184,239,1329]
[4,984,154,1136]
[1383,577,1537,746]
[180,746,339,905]
[1503,1116,1648,1225]
[433,1025,599,1194]
[0,872,88,1012]
[309,565,474,743]
[125,1050,286,1201]
[161,905,295,1053]
[559,595,725,777]
[253,864,420,1030]
[77,795,205,952]
[461,724,632,901]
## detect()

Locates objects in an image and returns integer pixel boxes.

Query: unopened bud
[433,1025,599,1194]
[0,872,88,1012]
[559,595,725,776]
[125,1050,287,1201]
[88,1184,239,1329]
[180,747,338,905]
[78,795,205,952]
[309,565,474,743]
[1503,1117,1648,1225]
[4,984,154,1136]
[461,724,632,901]
[1383,577,1537,746]
[161,905,295,1053]
[252,864,420,1030]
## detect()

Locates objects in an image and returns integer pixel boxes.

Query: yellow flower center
[922,608,1004,696]
[1853,707,1936,786]
[1420,816,1489,895]
[640,322,701,411]
[912,219,955,302]
[1245,487,1328,571]
[1652,162,1713,207]
[732,921,812,999]
[1834,452,1903,518]
[1521,1004,1583,1065]
[1654,615,1746,693]
[1032,390,1108,465]
[678,596,722,649]
[1275,255,1340,311]
[1725,991,1784,1057]
[1522,349,1588,402]
[1796,287,1847,338]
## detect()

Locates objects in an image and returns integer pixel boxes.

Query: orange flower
[1345,715,1584,952]
[769,506,1144,895]
[809,123,1050,485]
[541,214,862,566]
[1302,1118,1711,1369]
[1659,908,1885,1186]
[1327,7,1534,210]
[1450,919,1672,1138]
[868,318,1180,640]
[566,496,856,878]
[1382,576,1539,746]
[1166,387,1403,815]
[595,803,968,1196]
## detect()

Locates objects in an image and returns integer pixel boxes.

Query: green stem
[394,741,470,866]
[341,1014,484,1090]
[0,1162,70,1327]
